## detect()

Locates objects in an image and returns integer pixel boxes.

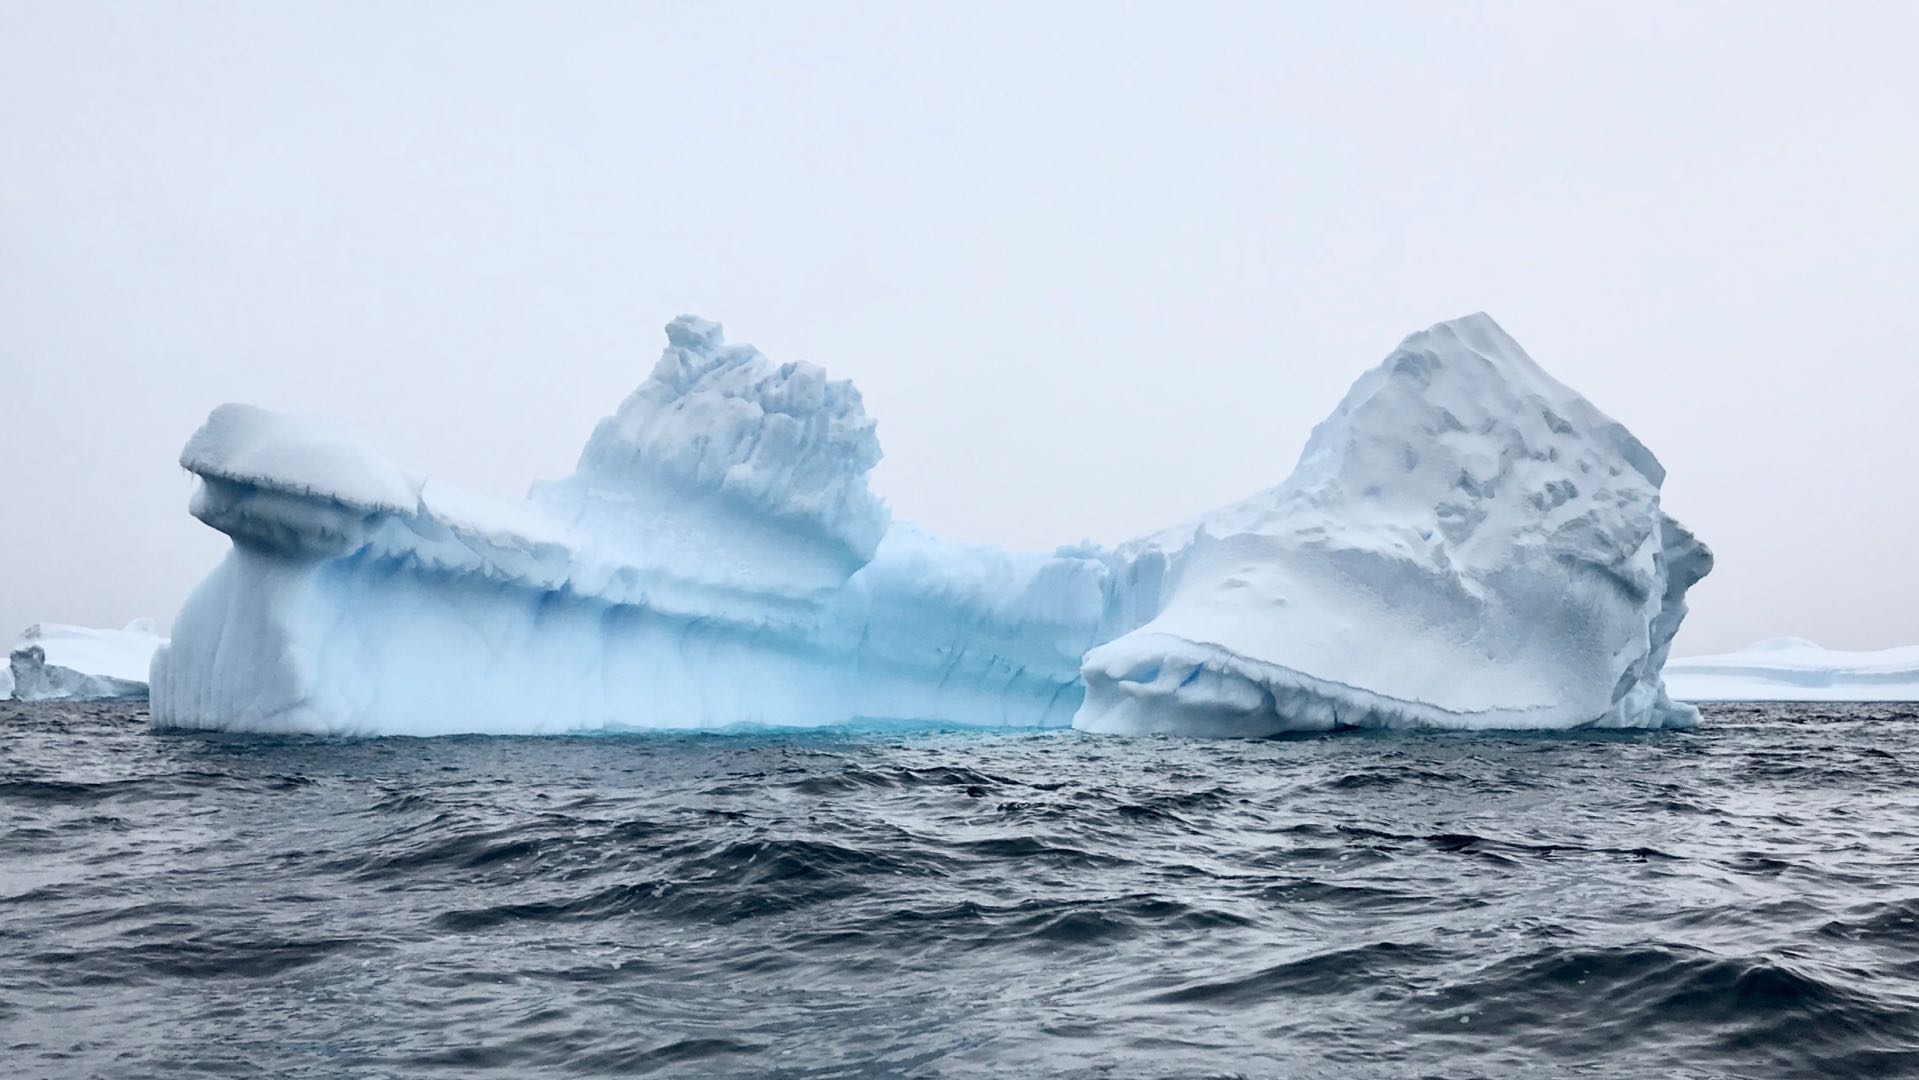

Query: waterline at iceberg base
[150,314,1710,737]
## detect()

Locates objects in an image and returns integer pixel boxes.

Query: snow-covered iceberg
[9,619,165,701]
[152,318,1111,735]
[151,313,1709,736]
[1662,638,1919,702]
[1075,315,1712,735]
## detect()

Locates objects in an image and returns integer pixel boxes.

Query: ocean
[3,701,1916,1078]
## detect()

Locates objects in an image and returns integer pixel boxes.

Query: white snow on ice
[150,313,1710,736]
[1076,315,1711,735]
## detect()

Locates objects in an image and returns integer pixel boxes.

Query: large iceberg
[9,619,165,701]
[1076,316,1712,735]
[1663,638,1919,702]
[151,313,1709,736]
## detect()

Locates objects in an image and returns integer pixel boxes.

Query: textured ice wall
[1075,315,1712,735]
[152,313,1710,736]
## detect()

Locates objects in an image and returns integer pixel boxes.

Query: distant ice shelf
[1663,638,1919,702]
[150,313,1710,737]
[9,619,165,701]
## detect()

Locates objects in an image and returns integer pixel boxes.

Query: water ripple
[2,699,1917,1077]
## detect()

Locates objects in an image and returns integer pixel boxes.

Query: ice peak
[569,316,890,567]
[1351,311,1665,489]
[1433,309,1505,336]
[664,314,725,352]
[1392,312,1533,374]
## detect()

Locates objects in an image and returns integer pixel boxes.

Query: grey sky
[2,1,1914,655]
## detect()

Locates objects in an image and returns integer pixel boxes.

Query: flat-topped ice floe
[152,313,1710,736]
[10,619,166,701]
[1663,638,1919,702]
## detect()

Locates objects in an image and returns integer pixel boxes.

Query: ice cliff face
[1076,315,1711,735]
[151,313,1709,736]
[9,619,164,701]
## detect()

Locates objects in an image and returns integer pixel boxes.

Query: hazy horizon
[4,2,1915,656]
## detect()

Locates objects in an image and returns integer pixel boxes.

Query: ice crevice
[150,312,1711,737]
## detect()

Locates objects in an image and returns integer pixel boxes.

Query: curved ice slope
[1663,639,1919,702]
[10,619,165,701]
[1075,315,1712,735]
[152,313,1709,737]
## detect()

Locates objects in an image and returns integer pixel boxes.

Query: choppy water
[4,702,1918,1078]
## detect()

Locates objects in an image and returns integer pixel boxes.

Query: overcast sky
[2,1,1914,655]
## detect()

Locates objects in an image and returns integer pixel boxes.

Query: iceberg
[1075,315,1712,735]
[151,313,1709,737]
[9,619,165,701]
[151,318,1110,735]
[1663,638,1919,702]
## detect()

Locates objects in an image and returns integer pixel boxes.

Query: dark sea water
[3,702,1918,1079]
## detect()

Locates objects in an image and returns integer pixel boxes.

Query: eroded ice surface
[1076,315,1711,735]
[152,320,1111,735]
[10,619,165,701]
[1663,639,1919,702]
[151,314,1709,736]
